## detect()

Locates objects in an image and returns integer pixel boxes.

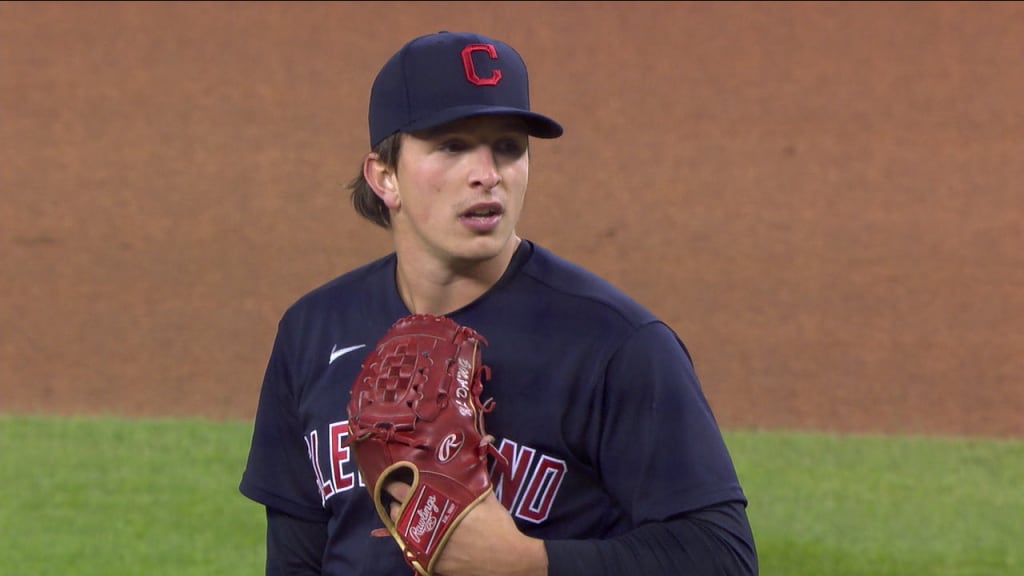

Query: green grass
[1,415,1021,575]
[0,415,264,576]
[727,429,1023,576]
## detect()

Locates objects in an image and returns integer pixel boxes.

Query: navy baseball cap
[368,31,564,148]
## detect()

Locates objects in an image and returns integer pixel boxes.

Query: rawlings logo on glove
[345,314,505,576]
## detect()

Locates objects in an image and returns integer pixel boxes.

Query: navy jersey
[240,239,747,574]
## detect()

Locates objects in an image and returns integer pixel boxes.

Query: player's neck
[394,237,519,316]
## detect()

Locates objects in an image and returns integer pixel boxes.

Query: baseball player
[240,30,758,576]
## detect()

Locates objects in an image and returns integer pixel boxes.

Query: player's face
[389,115,531,268]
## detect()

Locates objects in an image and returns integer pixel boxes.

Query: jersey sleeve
[600,321,747,523]
[239,322,330,522]
[544,500,757,576]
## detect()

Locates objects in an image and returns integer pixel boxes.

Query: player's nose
[466,146,501,190]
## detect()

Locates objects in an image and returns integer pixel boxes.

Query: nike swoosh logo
[329,344,366,365]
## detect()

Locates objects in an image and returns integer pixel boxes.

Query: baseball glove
[345,314,505,576]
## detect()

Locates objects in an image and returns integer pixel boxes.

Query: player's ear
[364,152,401,209]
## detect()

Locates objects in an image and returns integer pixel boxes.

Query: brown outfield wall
[1,2,1021,437]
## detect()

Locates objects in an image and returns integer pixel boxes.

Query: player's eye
[493,137,527,159]
[437,138,471,153]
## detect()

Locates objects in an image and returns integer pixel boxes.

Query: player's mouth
[459,202,504,232]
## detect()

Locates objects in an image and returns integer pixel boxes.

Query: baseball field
[2,2,1022,574]
[3,415,1021,575]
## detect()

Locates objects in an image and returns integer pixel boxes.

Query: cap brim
[403,105,563,139]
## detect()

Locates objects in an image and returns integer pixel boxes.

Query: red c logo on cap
[461,44,502,86]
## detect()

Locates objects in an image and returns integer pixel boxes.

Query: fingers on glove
[369,480,412,538]
[383,480,412,522]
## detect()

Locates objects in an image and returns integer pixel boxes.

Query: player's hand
[381,481,548,576]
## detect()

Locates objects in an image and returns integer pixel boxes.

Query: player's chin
[449,234,513,264]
